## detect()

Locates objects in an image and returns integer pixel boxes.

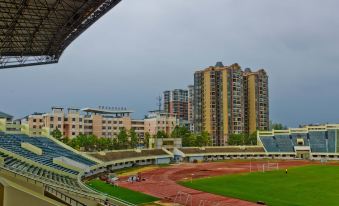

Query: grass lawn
[87,179,159,205]
[181,165,339,206]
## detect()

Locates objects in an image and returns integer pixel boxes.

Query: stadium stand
[275,135,294,152]
[0,133,96,175]
[179,147,265,154]
[259,126,339,154]
[309,131,327,153]
[89,149,170,162]
[2,152,82,191]
[291,133,309,146]
[328,130,336,153]
[260,137,279,152]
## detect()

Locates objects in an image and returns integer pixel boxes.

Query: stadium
[0,122,338,205]
[1,1,339,206]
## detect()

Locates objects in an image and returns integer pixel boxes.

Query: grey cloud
[0,0,339,126]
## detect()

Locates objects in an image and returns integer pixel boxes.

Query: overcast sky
[0,0,339,127]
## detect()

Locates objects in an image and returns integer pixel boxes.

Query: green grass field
[181,165,339,206]
[86,179,159,205]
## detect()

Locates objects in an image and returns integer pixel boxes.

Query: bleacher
[328,130,336,153]
[261,130,337,153]
[309,131,327,153]
[180,147,265,154]
[260,137,279,152]
[275,135,294,152]
[260,135,294,152]
[290,134,309,146]
[89,149,169,162]
[0,133,96,175]
[0,151,90,192]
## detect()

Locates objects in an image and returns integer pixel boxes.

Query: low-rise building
[144,110,178,136]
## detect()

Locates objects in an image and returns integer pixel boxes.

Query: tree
[129,129,138,149]
[171,126,190,139]
[96,137,111,151]
[51,128,62,140]
[156,130,168,139]
[144,132,151,148]
[228,132,257,146]
[228,133,245,145]
[117,128,128,149]
[270,122,288,130]
[182,133,196,147]
[199,131,211,146]
[69,134,98,151]
[246,131,257,145]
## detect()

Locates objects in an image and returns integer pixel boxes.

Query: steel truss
[0,0,121,69]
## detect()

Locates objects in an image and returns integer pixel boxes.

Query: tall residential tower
[194,62,269,146]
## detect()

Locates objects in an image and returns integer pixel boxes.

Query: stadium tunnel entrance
[295,146,311,159]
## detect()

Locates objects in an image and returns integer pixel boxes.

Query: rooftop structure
[82,107,133,117]
[0,0,121,69]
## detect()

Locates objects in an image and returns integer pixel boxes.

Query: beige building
[22,107,182,142]
[243,69,269,134]
[194,62,269,146]
[144,111,178,136]
[23,107,139,138]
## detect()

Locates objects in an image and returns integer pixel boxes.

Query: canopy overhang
[0,0,121,69]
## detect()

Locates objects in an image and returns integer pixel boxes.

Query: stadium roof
[0,0,121,69]
[0,111,13,119]
[82,107,133,115]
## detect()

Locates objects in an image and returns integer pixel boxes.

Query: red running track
[118,160,312,206]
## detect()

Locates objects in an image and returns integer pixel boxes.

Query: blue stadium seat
[0,133,96,174]
[309,131,327,153]
[327,130,336,153]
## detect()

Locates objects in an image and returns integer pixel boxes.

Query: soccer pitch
[181,165,339,206]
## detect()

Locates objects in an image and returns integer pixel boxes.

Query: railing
[45,185,86,206]
[77,172,136,206]
[0,165,104,203]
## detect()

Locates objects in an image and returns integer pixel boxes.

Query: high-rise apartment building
[163,88,193,130]
[243,69,269,134]
[163,89,189,121]
[188,85,195,131]
[194,62,269,146]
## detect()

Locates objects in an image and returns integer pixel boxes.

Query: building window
[50,124,54,128]
[72,118,76,122]
[58,117,62,121]
[72,125,75,129]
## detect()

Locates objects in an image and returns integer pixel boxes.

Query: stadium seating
[290,134,309,146]
[275,135,294,152]
[179,147,265,154]
[90,149,169,162]
[261,131,337,153]
[0,133,96,174]
[309,131,327,153]
[328,130,336,153]
[260,136,294,152]
[260,137,279,152]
